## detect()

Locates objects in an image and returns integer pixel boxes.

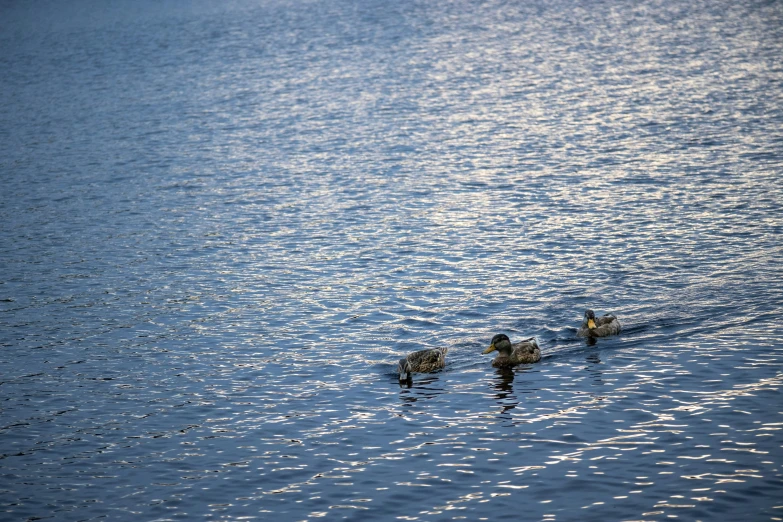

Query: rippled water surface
[2,0,783,520]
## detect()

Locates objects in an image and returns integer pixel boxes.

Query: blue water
[2,0,783,520]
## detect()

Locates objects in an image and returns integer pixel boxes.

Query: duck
[577,309,621,338]
[397,347,448,381]
[482,334,541,367]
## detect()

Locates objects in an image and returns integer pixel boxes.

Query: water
[1,0,782,520]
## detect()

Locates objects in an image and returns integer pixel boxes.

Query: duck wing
[406,347,447,373]
[596,314,617,326]
[509,338,541,365]
[591,316,621,336]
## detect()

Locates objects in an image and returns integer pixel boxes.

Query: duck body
[577,309,621,338]
[397,347,448,381]
[483,334,541,367]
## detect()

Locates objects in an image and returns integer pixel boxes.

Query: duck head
[583,309,597,329]
[397,358,412,381]
[484,334,512,355]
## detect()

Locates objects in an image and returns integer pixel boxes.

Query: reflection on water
[491,367,517,424]
[585,352,603,386]
[399,375,445,402]
[1,0,782,520]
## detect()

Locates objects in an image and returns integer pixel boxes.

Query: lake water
[1,0,782,520]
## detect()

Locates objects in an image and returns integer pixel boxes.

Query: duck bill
[587,319,596,329]
[483,343,497,354]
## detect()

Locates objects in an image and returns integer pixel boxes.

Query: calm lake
[1,0,782,520]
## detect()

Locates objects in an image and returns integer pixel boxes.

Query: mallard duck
[577,309,621,338]
[397,347,448,381]
[482,334,541,367]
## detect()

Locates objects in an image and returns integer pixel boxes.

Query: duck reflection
[398,375,412,389]
[398,375,445,403]
[493,366,515,394]
[491,367,518,418]
[585,352,603,386]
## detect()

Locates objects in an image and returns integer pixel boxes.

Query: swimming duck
[483,334,541,367]
[577,309,621,338]
[397,347,448,381]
